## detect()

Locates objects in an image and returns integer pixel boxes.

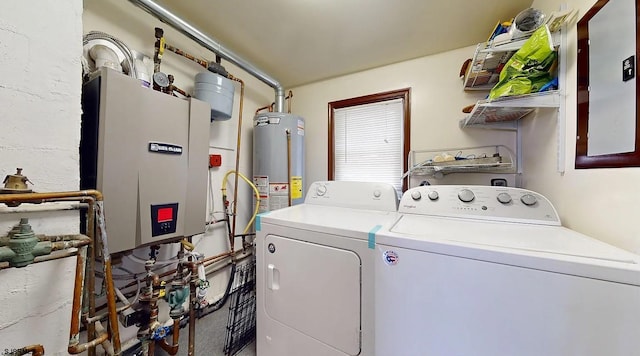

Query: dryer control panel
[305,181,398,212]
[399,185,560,225]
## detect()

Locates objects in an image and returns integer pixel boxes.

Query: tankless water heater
[80,68,210,253]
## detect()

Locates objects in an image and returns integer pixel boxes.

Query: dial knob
[497,192,512,204]
[428,191,439,201]
[410,190,422,201]
[373,190,381,198]
[458,189,475,203]
[520,194,538,206]
[315,185,327,196]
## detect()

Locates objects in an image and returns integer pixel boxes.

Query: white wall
[293,46,516,189]
[0,0,274,353]
[293,0,640,254]
[0,1,83,353]
[522,0,640,254]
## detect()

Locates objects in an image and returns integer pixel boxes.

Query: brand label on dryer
[382,250,399,266]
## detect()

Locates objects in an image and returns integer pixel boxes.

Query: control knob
[428,191,439,201]
[520,194,538,206]
[373,190,381,198]
[497,192,512,204]
[458,189,475,203]
[315,184,327,196]
[410,190,422,201]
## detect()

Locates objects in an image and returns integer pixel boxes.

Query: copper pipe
[227,74,245,254]
[68,246,87,353]
[286,90,293,113]
[36,195,96,353]
[153,27,164,74]
[157,319,181,355]
[188,261,199,356]
[255,91,292,116]
[171,85,191,98]
[49,235,92,250]
[85,198,97,356]
[286,129,292,207]
[148,336,155,356]
[14,344,45,356]
[171,318,180,349]
[68,331,109,354]
[97,199,121,355]
[202,250,233,265]
[114,250,232,294]
[0,190,120,355]
[104,258,121,353]
[255,104,271,115]
[0,189,103,203]
[164,43,208,69]
[148,272,161,356]
[0,235,91,266]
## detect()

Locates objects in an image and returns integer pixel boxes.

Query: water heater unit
[253,113,305,212]
[80,68,210,253]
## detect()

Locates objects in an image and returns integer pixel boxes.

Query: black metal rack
[223,258,256,356]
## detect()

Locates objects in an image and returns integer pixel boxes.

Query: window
[328,88,411,195]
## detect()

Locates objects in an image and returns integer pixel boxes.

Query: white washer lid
[379,214,640,284]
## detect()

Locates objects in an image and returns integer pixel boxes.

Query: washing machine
[375,185,640,356]
[256,181,399,356]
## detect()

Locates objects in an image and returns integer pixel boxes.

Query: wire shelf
[459,91,560,128]
[405,145,516,181]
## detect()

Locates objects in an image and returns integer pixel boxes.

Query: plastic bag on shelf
[489,25,557,100]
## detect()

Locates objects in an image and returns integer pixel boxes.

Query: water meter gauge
[153,71,170,88]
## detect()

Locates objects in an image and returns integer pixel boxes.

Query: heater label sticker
[254,176,270,213]
[297,119,305,136]
[291,176,303,200]
[148,142,183,155]
[269,183,289,210]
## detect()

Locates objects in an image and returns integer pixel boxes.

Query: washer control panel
[305,181,398,212]
[399,185,560,225]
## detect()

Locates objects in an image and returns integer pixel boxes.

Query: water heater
[253,113,305,212]
[80,68,210,253]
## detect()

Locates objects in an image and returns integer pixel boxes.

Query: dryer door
[264,234,361,355]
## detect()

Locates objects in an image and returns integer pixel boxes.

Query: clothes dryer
[375,185,640,356]
[256,181,398,356]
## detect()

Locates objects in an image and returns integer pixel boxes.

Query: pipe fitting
[0,218,52,267]
[166,283,189,319]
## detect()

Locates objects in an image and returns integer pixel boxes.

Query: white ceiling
[150,0,533,88]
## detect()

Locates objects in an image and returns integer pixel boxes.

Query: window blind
[333,98,404,195]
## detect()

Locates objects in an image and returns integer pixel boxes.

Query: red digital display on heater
[157,207,173,222]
